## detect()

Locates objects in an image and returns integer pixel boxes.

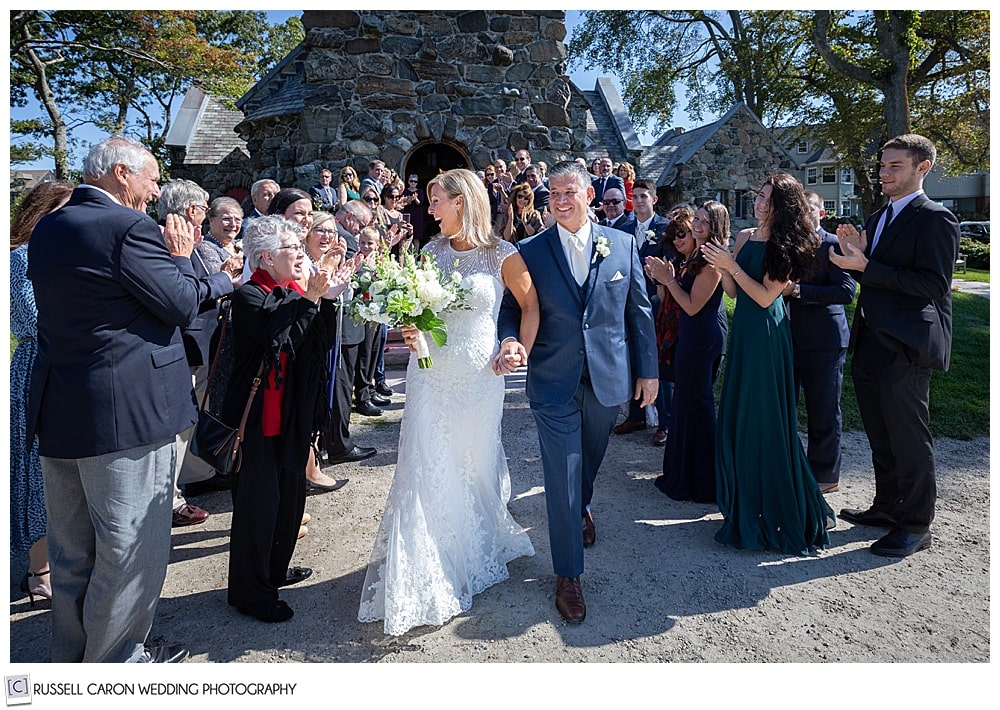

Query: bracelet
[732,270,743,278]
[665,279,677,286]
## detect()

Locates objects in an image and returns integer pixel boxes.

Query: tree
[569,10,810,132]
[812,10,988,171]
[10,10,304,178]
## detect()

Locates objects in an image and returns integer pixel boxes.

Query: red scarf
[249,269,306,436]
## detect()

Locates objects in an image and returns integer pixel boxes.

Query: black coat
[222,281,339,473]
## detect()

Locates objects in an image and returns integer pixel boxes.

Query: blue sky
[11,10,683,172]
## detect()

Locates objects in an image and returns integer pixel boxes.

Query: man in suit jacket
[27,136,232,663]
[589,156,626,220]
[830,134,959,558]
[359,159,386,199]
[324,200,379,464]
[496,161,658,623]
[613,179,674,444]
[157,179,241,527]
[599,187,635,233]
[785,190,857,493]
[310,168,337,211]
[238,178,280,242]
[523,163,549,211]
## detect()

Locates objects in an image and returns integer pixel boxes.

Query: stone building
[164,86,254,206]
[640,103,799,230]
[233,10,595,202]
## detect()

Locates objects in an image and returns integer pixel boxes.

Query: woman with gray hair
[222,215,354,623]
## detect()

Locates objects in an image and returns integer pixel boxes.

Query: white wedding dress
[358,238,535,636]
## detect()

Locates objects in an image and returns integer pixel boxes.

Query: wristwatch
[791,284,801,299]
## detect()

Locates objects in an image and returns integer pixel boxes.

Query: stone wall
[238,10,588,188]
[662,111,798,233]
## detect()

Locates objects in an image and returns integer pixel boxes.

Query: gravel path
[9,366,989,677]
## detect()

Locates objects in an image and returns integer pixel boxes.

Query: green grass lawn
[956,267,989,283]
[716,290,989,440]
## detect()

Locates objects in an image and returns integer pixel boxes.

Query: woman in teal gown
[701,173,834,555]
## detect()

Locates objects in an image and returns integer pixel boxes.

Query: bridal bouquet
[349,249,469,368]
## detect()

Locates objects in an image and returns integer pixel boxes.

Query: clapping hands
[644,255,674,285]
[830,223,869,272]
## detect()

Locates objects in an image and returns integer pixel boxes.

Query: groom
[495,160,658,623]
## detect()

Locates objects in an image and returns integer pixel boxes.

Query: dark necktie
[871,202,894,253]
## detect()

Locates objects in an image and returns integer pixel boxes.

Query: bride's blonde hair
[427,169,497,249]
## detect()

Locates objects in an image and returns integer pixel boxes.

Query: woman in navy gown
[645,203,727,503]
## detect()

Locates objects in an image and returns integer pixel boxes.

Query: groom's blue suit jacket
[498,223,658,407]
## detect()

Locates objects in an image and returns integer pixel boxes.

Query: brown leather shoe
[652,429,667,446]
[582,511,596,548]
[172,503,209,527]
[613,419,647,435]
[555,575,586,623]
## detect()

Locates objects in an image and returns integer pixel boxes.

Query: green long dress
[714,239,834,555]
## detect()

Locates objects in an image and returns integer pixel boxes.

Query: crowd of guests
[10,131,957,658]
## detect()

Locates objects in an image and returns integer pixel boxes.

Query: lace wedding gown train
[358,238,535,636]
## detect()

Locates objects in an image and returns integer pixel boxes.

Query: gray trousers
[41,439,175,662]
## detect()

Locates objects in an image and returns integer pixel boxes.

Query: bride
[358,169,540,636]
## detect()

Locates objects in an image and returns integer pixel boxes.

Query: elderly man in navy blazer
[27,136,233,663]
[785,190,857,494]
[830,133,959,558]
[495,160,657,624]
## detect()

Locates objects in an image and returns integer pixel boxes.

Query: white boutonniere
[593,235,611,262]
[646,229,657,244]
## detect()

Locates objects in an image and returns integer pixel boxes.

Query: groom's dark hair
[548,160,591,190]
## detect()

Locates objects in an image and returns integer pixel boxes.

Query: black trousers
[227,434,306,609]
[326,339,364,456]
[793,346,847,485]
[851,327,936,532]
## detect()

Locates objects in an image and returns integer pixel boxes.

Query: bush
[960,237,989,269]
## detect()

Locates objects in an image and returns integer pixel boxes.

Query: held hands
[699,242,735,273]
[831,224,869,272]
[163,214,195,258]
[491,338,527,375]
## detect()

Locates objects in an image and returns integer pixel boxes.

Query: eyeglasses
[673,231,689,239]
[312,227,337,236]
[387,194,400,199]
[219,216,242,223]
[601,199,623,206]
[275,244,304,252]
[192,204,209,212]
[408,179,418,183]
[363,197,379,203]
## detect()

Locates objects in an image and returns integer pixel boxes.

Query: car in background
[960,221,989,243]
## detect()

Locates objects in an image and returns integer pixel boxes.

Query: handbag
[190,305,263,475]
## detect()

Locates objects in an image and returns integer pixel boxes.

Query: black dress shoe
[237,599,293,623]
[355,401,383,416]
[370,393,391,406]
[307,478,349,493]
[142,643,189,663]
[276,566,312,588]
[838,507,897,528]
[870,527,932,557]
[327,445,377,465]
[375,382,394,397]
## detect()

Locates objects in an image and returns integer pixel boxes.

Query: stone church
[166,10,798,230]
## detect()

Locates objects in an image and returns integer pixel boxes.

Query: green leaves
[414,310,448,348]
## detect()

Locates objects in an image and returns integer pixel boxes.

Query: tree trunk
[19,34,70,179]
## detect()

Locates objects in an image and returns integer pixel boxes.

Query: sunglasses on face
[601,199,623,206]
[363,197,379,203]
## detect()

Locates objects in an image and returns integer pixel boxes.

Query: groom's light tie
[569,231,589,286]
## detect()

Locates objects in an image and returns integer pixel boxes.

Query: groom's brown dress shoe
[555,576,586,623]
[838,507,897,528]
[582,511,596,548]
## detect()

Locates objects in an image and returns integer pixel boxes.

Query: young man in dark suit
[613,179,674,444]
[496,161,657,623]
[830,133,959,557]
[785,190,857,493]
[28,136,232,662]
